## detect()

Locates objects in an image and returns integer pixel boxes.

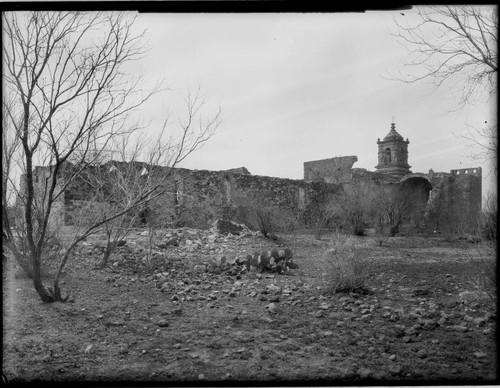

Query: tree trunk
[32,253,54,302]
[99,245,115,268]
[16,257,34,279]
[98,231,116,268]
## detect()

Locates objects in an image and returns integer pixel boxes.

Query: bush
[324,234,371,293]
[232,193,300,238]
[481,210,497,242]
[467,250,497,305]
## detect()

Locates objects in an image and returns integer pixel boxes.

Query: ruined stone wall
[447,167,482,231]
[23,155,482,234]
[304,156,358,183]
[18,167,66,230]
[152,168,339,228]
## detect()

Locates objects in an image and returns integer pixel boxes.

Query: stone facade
[375,122,411,176]
[304,156,358,184]
[20,122,482,233]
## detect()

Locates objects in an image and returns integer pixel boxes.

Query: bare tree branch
[2,11,161,302]
[391,5,497,109]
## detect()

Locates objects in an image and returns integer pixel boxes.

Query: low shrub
[481,210,497,242]
[324,234,371,294]
[467,252,497,305]
[232,194,300,238]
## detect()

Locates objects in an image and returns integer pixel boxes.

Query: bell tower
[375,121,411,176]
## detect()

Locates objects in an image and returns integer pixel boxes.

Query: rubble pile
[83,219,298,277]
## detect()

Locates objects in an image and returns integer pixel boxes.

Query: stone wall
[20,156,483,234]
[304,156,358,183]
[447,168,482,231]
[147,168,340,228]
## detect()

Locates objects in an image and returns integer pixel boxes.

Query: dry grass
[466,244,497,305]
[323,234,371,294]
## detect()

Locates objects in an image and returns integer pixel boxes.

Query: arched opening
[385,148,391,164]
[400,176,433,230]
[401,176,432,203]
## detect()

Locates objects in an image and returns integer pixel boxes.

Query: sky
[117,9,495,201]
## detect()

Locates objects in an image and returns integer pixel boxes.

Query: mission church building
[23,121,482,233]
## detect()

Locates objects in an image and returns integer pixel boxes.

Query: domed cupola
[375,121,411,176]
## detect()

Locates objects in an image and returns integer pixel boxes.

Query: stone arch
[385,148,391,164]
[400,176,433,203]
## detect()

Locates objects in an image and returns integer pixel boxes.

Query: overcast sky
[130,9,495,199]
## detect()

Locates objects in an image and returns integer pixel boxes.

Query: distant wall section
[304,156,358,183]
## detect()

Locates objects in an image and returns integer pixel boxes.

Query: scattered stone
[416,349,427,359]
[473,317,486,326]
[394,325,406,337]
[157,319,169,327]
[420,319,437,330]
[473,351,487,359]
[447,325,468,333]
[388,364,403,376]
[165,238,179,247]
[266,284,281,294]
[212,219,246,236]
[356,367,372,378]
[265,303,278,314]
[106,320,124,327]
[193,265,206,273]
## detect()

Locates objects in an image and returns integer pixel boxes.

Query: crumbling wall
[18,167,66,229]
[447,167,482,232]
[232,173,308,210]
[304,156,358,183]
[25,155,482,235]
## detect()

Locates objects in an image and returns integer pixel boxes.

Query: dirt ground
[2,228,497,384]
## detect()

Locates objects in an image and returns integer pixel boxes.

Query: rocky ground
[2,226,497,384]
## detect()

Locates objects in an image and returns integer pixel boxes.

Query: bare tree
[373,185,416,244]
[462,122,498,178]
[2,11,221,303]
[75,100,221,270]
[329,186,373,236]
[2,99,21,236]
[393,6,497,108]
[392,6,497,201]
